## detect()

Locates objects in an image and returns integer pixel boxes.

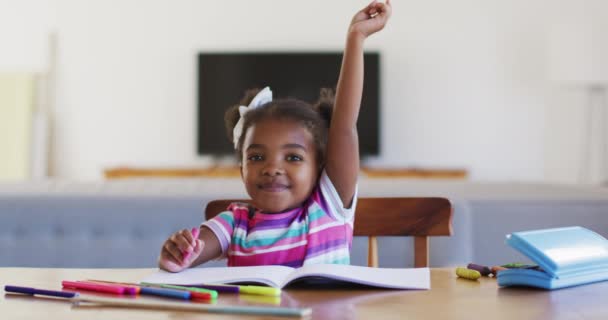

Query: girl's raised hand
[349,0,392,39]
[158,228,204,273]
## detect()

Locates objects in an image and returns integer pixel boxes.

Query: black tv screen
[197,52,380,157]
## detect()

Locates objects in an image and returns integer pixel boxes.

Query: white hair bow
[232,87,273,149]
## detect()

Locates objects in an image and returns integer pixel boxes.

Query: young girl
[159,0,391,272]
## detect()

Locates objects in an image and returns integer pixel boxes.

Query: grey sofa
[2,178,608,268]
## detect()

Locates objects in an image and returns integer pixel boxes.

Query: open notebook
[497,226,608,290]
[142,264,430,290]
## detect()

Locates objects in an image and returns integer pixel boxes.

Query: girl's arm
[326,0,392,206]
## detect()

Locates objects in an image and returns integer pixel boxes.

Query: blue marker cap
[140,286,191,300]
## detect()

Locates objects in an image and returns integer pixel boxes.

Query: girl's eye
[286,154,303,162]
[247,154,263,161]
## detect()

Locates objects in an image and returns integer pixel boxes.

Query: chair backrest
[204,197,453,268]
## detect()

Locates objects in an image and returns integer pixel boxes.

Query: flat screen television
[197,52,380,157]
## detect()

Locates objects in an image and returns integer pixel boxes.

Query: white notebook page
[142,265,295,287]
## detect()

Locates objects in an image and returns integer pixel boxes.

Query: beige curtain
[0,73,36,180]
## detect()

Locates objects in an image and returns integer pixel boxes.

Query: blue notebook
[497,226,608,290]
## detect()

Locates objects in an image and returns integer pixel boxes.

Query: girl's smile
[258,181,290,192]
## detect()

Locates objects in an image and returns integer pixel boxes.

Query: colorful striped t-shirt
[203,171,357,267]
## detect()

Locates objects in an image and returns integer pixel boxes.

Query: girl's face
[240,118,319,213]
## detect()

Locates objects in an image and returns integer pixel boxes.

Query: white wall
[4,0,607,182]
[0,0,55,72]
[544,0,608,184]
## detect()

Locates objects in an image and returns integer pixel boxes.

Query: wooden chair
[205,197,453,268]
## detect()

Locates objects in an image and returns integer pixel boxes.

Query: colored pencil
[71,295,311,317]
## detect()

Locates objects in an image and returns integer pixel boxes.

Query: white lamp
[547,1,608,184]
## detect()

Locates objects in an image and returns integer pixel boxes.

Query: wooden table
[1,268,606,319]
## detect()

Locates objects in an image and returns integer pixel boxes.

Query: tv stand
[104,166,467,179]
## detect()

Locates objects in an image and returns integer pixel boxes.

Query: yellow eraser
[456,267,481,280]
